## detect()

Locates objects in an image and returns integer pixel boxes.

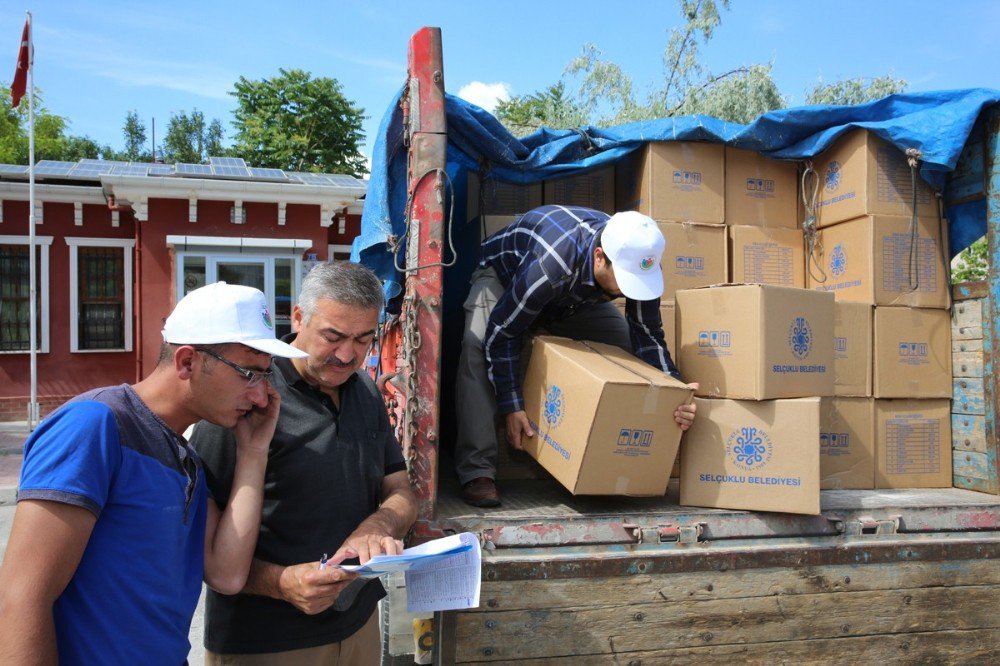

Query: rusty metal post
[982,105,1000,494]
[402,27,448,533]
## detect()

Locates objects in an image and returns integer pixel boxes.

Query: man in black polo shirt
[191,261,418,664]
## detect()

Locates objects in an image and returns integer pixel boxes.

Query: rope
[801,161,827,283]
[392,167,458,274]
[905,148,923,291]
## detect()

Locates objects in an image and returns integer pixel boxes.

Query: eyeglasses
[194,347,273,388]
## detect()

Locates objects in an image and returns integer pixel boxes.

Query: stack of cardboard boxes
[807,129,952,490]
[509,131,952,507]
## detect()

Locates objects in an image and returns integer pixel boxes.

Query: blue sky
[4,1,998,163]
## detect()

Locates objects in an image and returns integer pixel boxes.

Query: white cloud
[456,81,512,113]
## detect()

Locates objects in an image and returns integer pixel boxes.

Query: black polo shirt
[190,337,407,654]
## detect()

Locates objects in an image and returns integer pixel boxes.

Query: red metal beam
[403,27,448,535]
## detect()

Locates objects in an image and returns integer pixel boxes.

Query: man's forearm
[241,557,286,600]
[0,598,58,665]
[351,492,417,541]
[204,446,268,594]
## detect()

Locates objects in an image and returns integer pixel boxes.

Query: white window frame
[66,237,135,353]
[0,235,53,354]
[166,237,307,332]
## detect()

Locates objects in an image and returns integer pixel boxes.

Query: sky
[3,1,998,164]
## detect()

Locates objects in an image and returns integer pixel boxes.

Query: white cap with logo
[601,211,665,301]
[162,282,308,358]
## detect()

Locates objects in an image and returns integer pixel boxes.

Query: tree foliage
[952,236,989,283]
[806,76,908,106]
[0,85,105,163]
[161,109,225,164]
[495,0,908,133]
[230,68,367,175]
[122,111,150,161]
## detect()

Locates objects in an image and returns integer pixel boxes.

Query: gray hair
[298,261,384,323]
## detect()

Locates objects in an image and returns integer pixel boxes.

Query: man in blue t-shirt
[0,282,309,665]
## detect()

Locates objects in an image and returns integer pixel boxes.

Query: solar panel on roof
[212,165,251,178]
[148,164,174,176]
[111,164,150,176]
[248,167,288,180]
[35,160,77,176]
[209,156,247,168]
[176,163,213,176]
[70,163,115,177]
[0,164,29,175]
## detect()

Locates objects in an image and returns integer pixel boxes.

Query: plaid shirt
[480,205,679,414]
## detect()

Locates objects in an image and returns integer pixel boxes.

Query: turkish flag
[11,19,29,108]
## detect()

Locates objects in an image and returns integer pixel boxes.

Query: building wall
[1,195,333,420]
[0,199,137,418]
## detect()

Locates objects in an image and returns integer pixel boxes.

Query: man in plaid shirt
[455,205,698,507]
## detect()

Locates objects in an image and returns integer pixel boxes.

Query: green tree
[162,109,226,164]
[229,68,367,175]
[495,0,906,133]
[806,76,908,106]
[0,85,104,162]
[952,236,989,283]
[122,111,150,161]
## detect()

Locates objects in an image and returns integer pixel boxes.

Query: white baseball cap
[162,282,307,358]
[601,211,665,300]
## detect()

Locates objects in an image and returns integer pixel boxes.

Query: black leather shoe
[461,477,501,507]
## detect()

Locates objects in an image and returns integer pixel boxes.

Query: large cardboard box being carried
[820,397,876,489]
[834,301,873,397]
[876,399,952,488]
[873,306,952,398]
[812,129,936,228]
[729,225,805,288]
[613,300,676,355]
[724,147,799,228]
[522,336,693,496]
[467,173,543,222]
[658,221,728,301]
[676,284,834,399]
[680,397,821,514]
[616,142,725,223]
[807,214,949,309]
[543,165,615,214]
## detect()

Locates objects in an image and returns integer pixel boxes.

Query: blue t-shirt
[18,384,208,666]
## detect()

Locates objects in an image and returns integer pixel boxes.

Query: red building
[0,158,365,421]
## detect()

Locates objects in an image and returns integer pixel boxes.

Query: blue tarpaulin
[356,88,1000,301]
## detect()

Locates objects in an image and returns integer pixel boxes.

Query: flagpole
[26,11,38,429]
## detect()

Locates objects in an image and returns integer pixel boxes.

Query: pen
[319,553,328,570]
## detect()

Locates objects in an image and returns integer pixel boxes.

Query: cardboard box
[658,222,728,300]
[807,214,949,308]
[543,165,615,214]
[834,301,873,397]
[820,397,876,489]
[616,142,725,223]
[467,173,542,222]
[522,336,693,496]
[873,306,952,398]
[680,397,821,514]
[675,284,834,400]
[812,129,937,228]
[613,300,676,355]
[875,399,952,488]
[478,215,518,240]
[724,147,799,228]
[729,225,805,288]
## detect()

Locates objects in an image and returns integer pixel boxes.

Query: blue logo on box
[726,426,773,471]
[825,161,842,191]
[617,429,653,448]
[698,330,731,347]
[820,432,850,455]
[898,342,929,360]
[830,244,847,276]
[789,317,812,359]
[543,385,565,428]
[746,178,775,193]
[672,170,702,185]
[675,256,705,271]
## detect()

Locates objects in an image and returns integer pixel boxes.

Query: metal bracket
[632,524,704,545]
[838,515,900,536]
